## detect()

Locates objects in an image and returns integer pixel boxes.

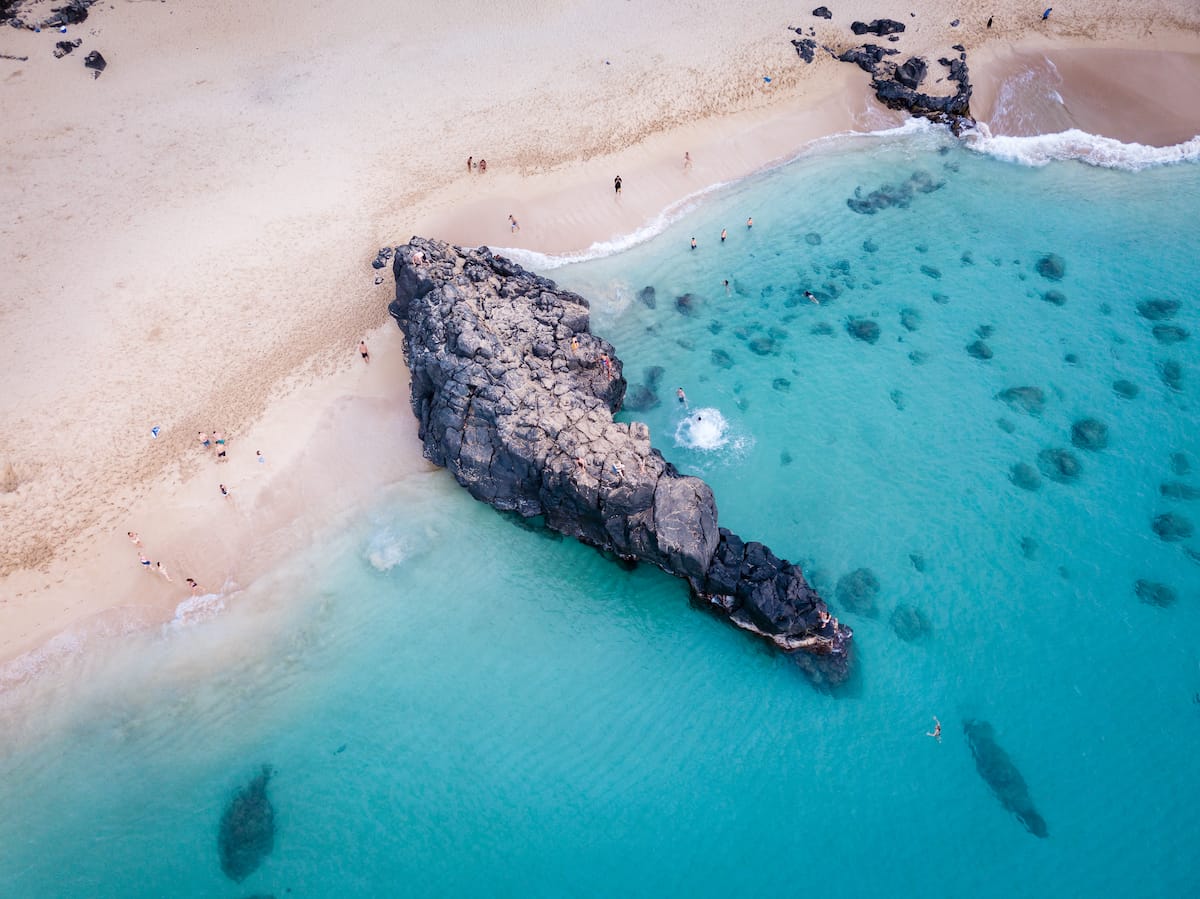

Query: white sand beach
[1,0,1198,676]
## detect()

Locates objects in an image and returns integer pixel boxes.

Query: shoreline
[2,0,1199,681]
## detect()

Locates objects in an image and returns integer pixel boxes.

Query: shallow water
[2,129,1199,897]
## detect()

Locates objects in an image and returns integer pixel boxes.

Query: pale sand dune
[1,0,1198,672]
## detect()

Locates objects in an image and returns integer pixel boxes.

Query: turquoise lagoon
[1,126,1198,897]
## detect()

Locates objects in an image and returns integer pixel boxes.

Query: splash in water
[674,407,730,451]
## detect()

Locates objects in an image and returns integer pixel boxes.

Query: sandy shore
[2,0,1198,677]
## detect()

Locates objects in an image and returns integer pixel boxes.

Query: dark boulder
[1112,379,1139,399]
[846,318,880,344]
[1070,419,1109,451]
[52,1,89,25]
[792,38,818,63]
[83,49,106,75]
[1009,462,1041,491]
[966,340,993,360]
[996,386,1045,415]
[1152,325,1189,345]
[838,43,897,73]
[1160,482,1200,501]
[371,246,394,269]
[1159,359,1183,391]
[1135,579,1177,607]
[1034,254,1065,281]
[1152,512,1193,542]
[218,766,276,883]
[851,18,905,36]
[890,604,932,641]
[1137,299,1179,320]
[894,57,928,89]
[812,6,833,18]
[836,567,880,617]
[963,720,1048,838]
[1037,448,1082,483]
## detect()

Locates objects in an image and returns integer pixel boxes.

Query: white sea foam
[674,408,730,451]
[965,122,1200,171]
[365,527,411,572]
[167,592,227,630]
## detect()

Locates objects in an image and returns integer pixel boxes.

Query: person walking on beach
[359,341,370,363]
[127,531,142,547]
[720,228,727,243]
[257,449,265,464]
[683,151,692,169]
[926,717,942,742]
[219,483,229,497]
[155,561,173,583]
[198,431,211,449]
[614,175,622,195]
[213,430,227,461]
[467,155,473,172]
[690,237,697,250]
[508,214,520,233]
[139,552,151,570]
[478,159,487,173]
[1041,7,1052,20]
[186,577,202,595]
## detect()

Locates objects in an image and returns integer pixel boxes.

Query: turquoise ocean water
[2,126,1198,897]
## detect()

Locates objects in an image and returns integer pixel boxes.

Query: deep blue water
[1,128,1198,897]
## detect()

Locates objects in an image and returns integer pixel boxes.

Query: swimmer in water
[926,717,942,742]
[676,387,687,405]
[804,290,819,304]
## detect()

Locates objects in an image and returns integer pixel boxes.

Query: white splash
[364,527,410,572]
[964,123,1200,171]
[674,407,730,451]
[167,592,227,629]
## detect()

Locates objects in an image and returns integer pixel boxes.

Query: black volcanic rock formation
[389,238,852,683]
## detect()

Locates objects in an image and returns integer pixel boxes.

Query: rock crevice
[390,238,851,683]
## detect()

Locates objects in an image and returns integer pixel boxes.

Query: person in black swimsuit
[614,175,622,195]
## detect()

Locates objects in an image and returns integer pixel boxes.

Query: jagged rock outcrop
[390,238,852,683]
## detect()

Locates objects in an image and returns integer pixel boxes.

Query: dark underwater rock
[997,386,1045,415]
[1041,290,1067,306]
[1153,325,1189,345]
[931,291,950,305]
[625,384,660,412]
[920,264,942,280]
[772,377,792,392]
[909,552,926,572]
[1063,352,1078,365]
[997,417,1016,433]
[780,450,793,466]
[638,285,657,309]
[890,604,931,641]
[748,336,776,355]
[836,567,880,617]
[1034,254,1065,281]
[711,348,734,369]
[1037,448,1082,483]
[863,239,879,253]
[810,322,835,336]
[966,340,992,360]
[1159,359,1183,391]
[390,238,851,680]
[1135,579,1177,607]
[805,231,823,245]
[218,766,276,883]
[1009,462,1041,491]
[908,350,929,365]
[1070,419,1109,451]
[1137,299,1179,321]
[1170,452,1191,476]
[847,170,944,214]
[963,720,1048,838]
[900,308,921,331]
[846,318,880,344]
[976,324,995,339]
[1112,379,1139,399]
[890,389,906,411]
[644,365,664,389]
[1020,537,1038,559]
[1152,512,1194,542]
[676,293,699,316]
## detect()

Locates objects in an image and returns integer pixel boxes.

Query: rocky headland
[388,238,852,684]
